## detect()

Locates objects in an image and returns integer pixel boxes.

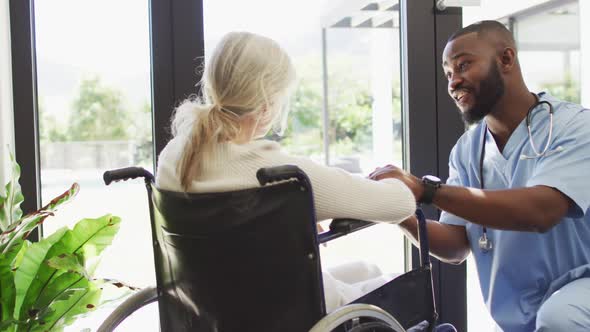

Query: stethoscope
[478,93,563,252]
[520,93,565,160]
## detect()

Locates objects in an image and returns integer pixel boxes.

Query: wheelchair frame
[97,166,437,332]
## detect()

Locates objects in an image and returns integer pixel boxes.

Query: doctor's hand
[369,164,424,202]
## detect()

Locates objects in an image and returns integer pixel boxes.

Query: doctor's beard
[462,62,505,125]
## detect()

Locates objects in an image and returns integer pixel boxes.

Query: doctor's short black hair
[448,20,515,47]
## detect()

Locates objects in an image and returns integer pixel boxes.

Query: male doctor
[371,20,590,331]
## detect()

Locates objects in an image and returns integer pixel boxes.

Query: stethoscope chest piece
[479,232,493,252]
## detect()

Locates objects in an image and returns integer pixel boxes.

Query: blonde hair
[171,32,296,191]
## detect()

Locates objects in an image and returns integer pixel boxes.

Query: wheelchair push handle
[256,165,311,187]
[103,167,154,186]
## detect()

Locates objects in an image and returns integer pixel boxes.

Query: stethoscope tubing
[478,93,555,252]
[525,99,554,158]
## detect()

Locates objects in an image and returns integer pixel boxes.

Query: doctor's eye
[458,61,470,72]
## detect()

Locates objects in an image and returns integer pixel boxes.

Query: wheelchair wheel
[308,304,405,332]
[347,321,398,332]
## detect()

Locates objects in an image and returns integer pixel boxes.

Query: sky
[34,0,151,117]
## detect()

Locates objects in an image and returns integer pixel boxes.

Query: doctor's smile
[453,89,473,107]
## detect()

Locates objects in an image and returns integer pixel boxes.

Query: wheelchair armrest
[330,219,372,233]
[308,303,405,332]
[318,219,373,244]
[97,286,159,332]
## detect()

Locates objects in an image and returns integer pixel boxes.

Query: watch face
[423,175,441,183]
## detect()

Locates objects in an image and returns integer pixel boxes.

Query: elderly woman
[156,31,418,312]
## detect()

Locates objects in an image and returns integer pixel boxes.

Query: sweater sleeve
[261,146,416,223]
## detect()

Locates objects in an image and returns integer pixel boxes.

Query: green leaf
[0,241,26,327]
[15,240,70,323]
[19,280,86,332]
[0,152,24,232]
[13,228,68,320]
[40,183,80,213]
[34,272,85,316]
[65,215,121,259]
[18,214,120,322]
[9,241,29,273]
[92,278,138,307]
[46,253,88,278]
[1,154,123,331]
[29,280,101,332]
[0,183,79,255]
[0,213,50,256]
[0,317,26,332]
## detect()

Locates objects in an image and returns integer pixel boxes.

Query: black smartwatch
[420,175,442,205]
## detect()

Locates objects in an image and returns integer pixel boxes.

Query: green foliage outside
[0,152,132,331]
[39,77,152,145]
[130,101,154,167]
[40,55,404,165]
[38,99,67,143]
[38,59,582,168]
[39,77,153,166]
[280,55,402,158]
[68,77,130,141]
[539,73,581,104]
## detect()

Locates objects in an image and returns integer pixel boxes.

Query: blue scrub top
[440,93,590,332]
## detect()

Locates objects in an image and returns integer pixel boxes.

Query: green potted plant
[0,153,129,331]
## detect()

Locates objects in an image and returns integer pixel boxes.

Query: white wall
[463,0,551,25]
[0,0,15,186]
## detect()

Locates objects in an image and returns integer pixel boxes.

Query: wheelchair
[98,165,439,332]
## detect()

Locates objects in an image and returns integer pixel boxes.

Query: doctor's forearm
[398,216,470,264]
[433,185,569,232]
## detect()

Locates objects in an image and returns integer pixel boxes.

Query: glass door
[203,0,407,276]
[33,0,156,330]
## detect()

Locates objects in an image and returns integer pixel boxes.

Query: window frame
[401,0,466,329]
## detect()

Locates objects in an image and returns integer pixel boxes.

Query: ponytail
[173,100,241,191]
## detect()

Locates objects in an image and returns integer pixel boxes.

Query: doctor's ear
[499,47,517,72]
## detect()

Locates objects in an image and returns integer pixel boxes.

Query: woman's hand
[369,164,424,202]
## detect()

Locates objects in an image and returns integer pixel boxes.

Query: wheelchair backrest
[148,173,326,332]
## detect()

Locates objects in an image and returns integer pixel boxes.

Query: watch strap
[420,177,441,205]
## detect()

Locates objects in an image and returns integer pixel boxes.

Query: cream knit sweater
[156,136,416,223]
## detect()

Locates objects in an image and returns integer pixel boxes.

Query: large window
[0,0,13,185]
[204,0,406,275]
[33,0,156,330]
[10,0,468,330]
